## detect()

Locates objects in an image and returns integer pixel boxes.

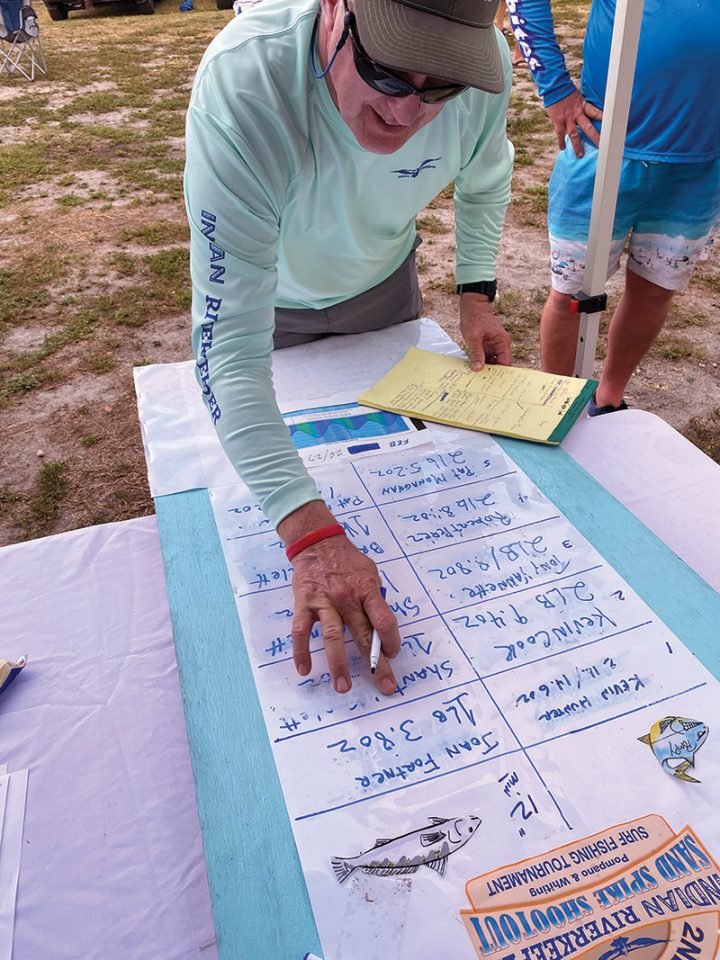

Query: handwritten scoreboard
[207,430,719,960]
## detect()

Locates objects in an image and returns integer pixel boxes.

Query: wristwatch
[456,280,497,302]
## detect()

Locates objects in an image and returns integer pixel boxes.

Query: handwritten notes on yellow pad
[358,348,597,445]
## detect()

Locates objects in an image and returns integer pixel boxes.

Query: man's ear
[319,0,343,31]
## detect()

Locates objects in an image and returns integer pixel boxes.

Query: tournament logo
[461,815,720,960]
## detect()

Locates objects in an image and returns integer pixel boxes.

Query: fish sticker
[638,716,709,783]
[331,815,480,884]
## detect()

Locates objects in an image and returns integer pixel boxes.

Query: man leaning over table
[184,0,514,697]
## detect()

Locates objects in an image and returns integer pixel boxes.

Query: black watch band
[456,280,497,302]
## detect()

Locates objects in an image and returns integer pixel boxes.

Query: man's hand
[546,88,603,158]
[279,501,401,696]
[459,293,512,372]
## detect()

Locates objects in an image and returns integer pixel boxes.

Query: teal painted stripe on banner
[155,491,321,960]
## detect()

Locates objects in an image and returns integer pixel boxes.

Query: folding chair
[0,0,46,81]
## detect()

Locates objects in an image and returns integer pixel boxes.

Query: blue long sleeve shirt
[509,0,720,162]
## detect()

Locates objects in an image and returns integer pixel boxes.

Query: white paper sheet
[208,429,720,960]
[0,769,27,960]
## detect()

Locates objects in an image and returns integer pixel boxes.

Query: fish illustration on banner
[638,716,709,782]
[331,815,480,883]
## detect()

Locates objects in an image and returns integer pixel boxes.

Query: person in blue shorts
[509,0,720,414]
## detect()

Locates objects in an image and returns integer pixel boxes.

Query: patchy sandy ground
[0,13,718,546]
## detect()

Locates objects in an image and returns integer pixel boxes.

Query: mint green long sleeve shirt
[185,0,513,527]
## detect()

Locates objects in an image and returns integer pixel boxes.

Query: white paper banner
[208,429,720,960]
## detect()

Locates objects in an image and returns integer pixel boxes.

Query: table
[0,517,218,960]
[3,329,718,957]
[563,409,720,593]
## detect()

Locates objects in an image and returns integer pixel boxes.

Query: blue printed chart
[208,431,720,960]
[282,403,427,466]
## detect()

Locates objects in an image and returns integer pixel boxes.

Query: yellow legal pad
[358,348,598,445]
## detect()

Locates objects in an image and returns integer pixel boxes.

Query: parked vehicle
[43,0,155,20]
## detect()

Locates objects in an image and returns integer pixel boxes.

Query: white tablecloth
[562,409,720,592]
[0,517,218,960]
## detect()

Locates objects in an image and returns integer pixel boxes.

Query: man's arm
[454,51,514,369]
[185,81,399,697]
[508,0,602,156]
[277,500,399,696]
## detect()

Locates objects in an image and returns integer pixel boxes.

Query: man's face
[319,0,444,155]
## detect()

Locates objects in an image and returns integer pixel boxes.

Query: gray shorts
[273,237,423,350]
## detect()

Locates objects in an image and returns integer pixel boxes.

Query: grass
[522,186,549,213]
[494,290,542,362]
[56,194,86,208]
[16,313,99,368]
[667,309,711,329]
[508,108,549,138]
[683,408,720,462]
[427,273,457,295]
[0,244,71,315]
[118,220,189,245]
[653,334,707,363]
[0,371,45,401]
[427,182,454,208]
[0,232,192,403]
[416,214,450,235]
[697,271,720,296]
[0,485,22,518]
[21,460,69,538]
[82,349,116,373]
[495,291,526,318]
[514,145,534,167]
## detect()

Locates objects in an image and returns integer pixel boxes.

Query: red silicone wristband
[286,524,346,562]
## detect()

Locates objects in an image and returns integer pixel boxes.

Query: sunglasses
[345,9,467,104]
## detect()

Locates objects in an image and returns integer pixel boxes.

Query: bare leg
[596,267,675,407]
[540,288,579,375]
[540,269,676,405]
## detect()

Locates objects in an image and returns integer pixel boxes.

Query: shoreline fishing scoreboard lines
[202,423,720,960]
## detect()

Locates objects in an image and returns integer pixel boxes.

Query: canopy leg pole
[574,0,645,379]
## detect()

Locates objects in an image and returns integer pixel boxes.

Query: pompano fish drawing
[331,815,480,884]
[638,716,709,783]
